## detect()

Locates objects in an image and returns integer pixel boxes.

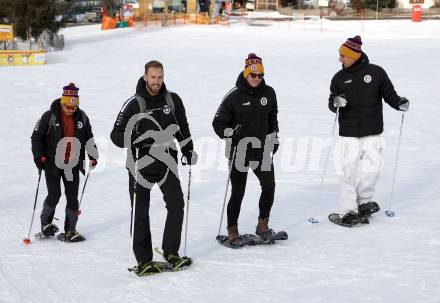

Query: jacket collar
[135,76,167,103]
[235,72,266,95]
[343,52,369,72]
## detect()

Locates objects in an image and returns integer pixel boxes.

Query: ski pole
[386,112,405,217]
[217,145,237,237]
[183,165,191,256]
[129,148,139,270]
[23,169,42,245]
[309,107,339,224]
[77,162,93,216]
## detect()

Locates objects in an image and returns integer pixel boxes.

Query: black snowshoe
[216,230,288,248]
[57,231,86,242]
[329,212,369,227]
[358,201,380,217]
[35,223,59,239]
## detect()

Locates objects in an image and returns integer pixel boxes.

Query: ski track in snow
[1,19,440,303]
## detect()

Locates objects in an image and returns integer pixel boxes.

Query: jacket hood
[135,76,168,102]
[235,72,266,95]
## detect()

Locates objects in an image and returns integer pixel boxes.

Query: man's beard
[147,82,161,94]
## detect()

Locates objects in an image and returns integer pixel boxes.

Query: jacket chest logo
[163,105,171,115]
[364,75,372,83]
[77,121,83,129]
[260,97,268,106]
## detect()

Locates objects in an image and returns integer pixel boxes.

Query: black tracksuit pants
[128,169,185,264]
[227,162,275,228]
[40,169,80,233]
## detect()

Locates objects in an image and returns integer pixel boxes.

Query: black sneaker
[136,261,162,276]
[358,202,380,217]
[41,223,59,237]
[164,253,192,270]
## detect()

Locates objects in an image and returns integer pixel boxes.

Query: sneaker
[358,201,380,217]
[227,225,239,242]
[64,231,85,242]
[41,223,59,237]
[255,218,275,242]
[164,252,192,269]
[136,261,161,276]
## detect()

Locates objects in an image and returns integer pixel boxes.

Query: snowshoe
[328,212,369,227]
[245,230,288,243]
[358,201,380,217]
[164,253,192,270]
[39,223,59,238]
[217,230,288,248]
[216,234,254,248]
[254,218,287,243]
[57,231,86,242]
[129,261,165,276]
[128,260,190,276]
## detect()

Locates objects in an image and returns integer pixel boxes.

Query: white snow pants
[337,135,384,215]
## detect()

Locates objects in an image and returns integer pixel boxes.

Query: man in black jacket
[328,36,410,225]
[111,60,196,275]
[213,53,279,244]
[31,83,98,242]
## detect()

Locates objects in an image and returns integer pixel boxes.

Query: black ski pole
[77,163,92,216]
[23,169,42,245]
[183,164,191,256]
[386,112,405,217]
[217,145,237,238]
[216,125,241,237]
[129,148,139,270]
[309,107,339,224]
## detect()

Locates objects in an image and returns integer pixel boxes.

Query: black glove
[34,156,46,170]
[182,150,198,165]
[398,97,409,112]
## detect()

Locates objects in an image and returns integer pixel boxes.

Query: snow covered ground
[1,18,440,303]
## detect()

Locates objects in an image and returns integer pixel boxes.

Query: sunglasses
[250,73,264,79]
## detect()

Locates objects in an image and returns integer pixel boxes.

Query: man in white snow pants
[328,35,410,225]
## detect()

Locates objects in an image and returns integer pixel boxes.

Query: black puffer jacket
[212,72,279,161]
[110,77,193,174]
[329,53,402,137]
[31,99,98,175]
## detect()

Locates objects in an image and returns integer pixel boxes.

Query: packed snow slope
[1,18,439,303]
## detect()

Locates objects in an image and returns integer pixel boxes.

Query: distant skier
[328,35,410,225]
[212,53,281,246]
[31,83,98,242]
[110,60,197,275]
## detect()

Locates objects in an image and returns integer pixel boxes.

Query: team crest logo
[77,121,83,129]
[70,97,78,105]
[251,65,257,72]
[260,97,268,106]
[364,75,372,83]
[163,105,171,115]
